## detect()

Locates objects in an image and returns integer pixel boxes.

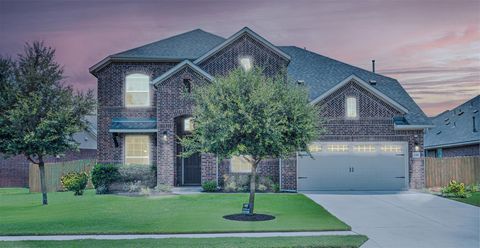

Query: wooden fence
[29,159,96,192]
[425,156,480,187]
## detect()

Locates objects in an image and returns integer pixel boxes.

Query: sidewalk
[0,231,358,241]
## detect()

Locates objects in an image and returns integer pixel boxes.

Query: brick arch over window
[318,80,403,120]
[198,34,289,77]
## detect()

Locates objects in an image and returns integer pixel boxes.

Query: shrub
[441,180,468,198]
[118,164,157,188]
[257,184,268,192]
[91,164,120,194]
[139,186,151,196]
[123,180,142,193]
[202,180,218,192]
[466,184,479,193]
[154,184,172,193]
[272,183,280,193]
[61,172,88,196]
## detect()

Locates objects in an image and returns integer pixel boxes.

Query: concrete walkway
[304,191,480,248]
[0,231,358,241]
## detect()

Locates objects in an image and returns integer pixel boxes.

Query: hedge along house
[90,27,432,191]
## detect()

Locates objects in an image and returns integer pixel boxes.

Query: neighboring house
[90,27,431,191]
[425,95,480,158]
[0,115,97,187]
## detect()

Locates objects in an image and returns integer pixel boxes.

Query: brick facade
[0,149,96,187]
[95,32,426,190]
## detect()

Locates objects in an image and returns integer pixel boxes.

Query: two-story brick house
[90,27,432,191]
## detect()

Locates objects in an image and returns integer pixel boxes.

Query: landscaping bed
[0,188,350,235]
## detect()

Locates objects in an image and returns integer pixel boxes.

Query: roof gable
[193,27,291,64]
[280,46,431,126]
[311,75,409,114]
[152,60,214,87]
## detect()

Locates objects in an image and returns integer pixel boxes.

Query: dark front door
[175,116,201,186]
[182,150,201,185]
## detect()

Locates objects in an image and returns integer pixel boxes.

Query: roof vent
[297,80,305,86]
[474,109,478,113]
[369,80,377,85]
[445,121,450,125]
[444,118,449,122]
[436,131,442,135]
[372,60,375,73]
[458,110,464,116]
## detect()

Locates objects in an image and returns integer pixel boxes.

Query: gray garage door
[298,142,408,191]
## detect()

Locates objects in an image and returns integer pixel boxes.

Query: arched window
[125,74,150,107]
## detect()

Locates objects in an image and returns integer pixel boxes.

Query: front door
[175,116,201,186]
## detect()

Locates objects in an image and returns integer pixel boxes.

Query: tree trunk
[248,159,260,215]
[38,157,48,205]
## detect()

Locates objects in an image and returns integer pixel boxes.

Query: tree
[181,67,322,214]
[0,42,96,205]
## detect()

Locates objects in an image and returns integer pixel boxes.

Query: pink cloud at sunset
[0,0,478,116]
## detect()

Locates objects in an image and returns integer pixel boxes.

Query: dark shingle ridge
[112,29,226,59]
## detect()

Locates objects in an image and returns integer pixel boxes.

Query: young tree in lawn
[181,67,321,214]
[0,42,95,205]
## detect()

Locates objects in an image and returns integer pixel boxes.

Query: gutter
[425,140,480,149]
[394,124,434,130]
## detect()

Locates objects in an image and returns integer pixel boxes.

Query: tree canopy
[0,41,96,204]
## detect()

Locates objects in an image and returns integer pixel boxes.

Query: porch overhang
[109,118,157,133]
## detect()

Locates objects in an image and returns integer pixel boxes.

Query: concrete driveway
[304,191,479,248]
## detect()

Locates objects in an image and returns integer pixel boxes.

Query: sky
[0,0,479,116]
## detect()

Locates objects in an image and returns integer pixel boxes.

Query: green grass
[0,188,350,235]
[0,236,368,248]
[450,192,480,207]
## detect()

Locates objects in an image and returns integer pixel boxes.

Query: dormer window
[125,74,150,107]
[240,57,252,71]
[346,96,358,118]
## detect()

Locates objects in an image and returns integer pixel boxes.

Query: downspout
[279,158,282,191]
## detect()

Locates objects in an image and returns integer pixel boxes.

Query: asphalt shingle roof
[112,29,226,60]
[278,46,431,125]
[94,29,431,126]
[424,95,480,148]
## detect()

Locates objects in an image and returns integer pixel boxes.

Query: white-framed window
[353,144,376,152]
[125,73,150,107]
[327,144,349,152]
[124,135,150,165]
[381,144,402,153]
[346,96,358,118]
[230,156,252,173]
[239,57,252,71]
[184,117,194,132]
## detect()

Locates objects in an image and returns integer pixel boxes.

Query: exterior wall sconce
[162,131,168,141]
[414,142,420,152]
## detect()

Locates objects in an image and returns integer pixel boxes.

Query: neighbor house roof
[90,28,431,127]
[424,95,480,149]
[278,46,432,126]
[72,114,97,150]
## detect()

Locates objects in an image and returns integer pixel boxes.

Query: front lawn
[0,188,350,235]
[0,236,368,248]
[450,192,480,207]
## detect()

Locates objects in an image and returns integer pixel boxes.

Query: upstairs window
[183,79,192,93]
[346,96,358,118]
[240,57,252,71]
[125,74,150,107]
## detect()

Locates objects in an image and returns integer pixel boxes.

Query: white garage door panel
[298,142,408,191]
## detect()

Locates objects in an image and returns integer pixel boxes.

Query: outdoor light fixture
[240,57,252,71]
[162,131,168,141]
[414,142,420,152]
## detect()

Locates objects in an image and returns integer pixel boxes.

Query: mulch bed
[223,213,275,222]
